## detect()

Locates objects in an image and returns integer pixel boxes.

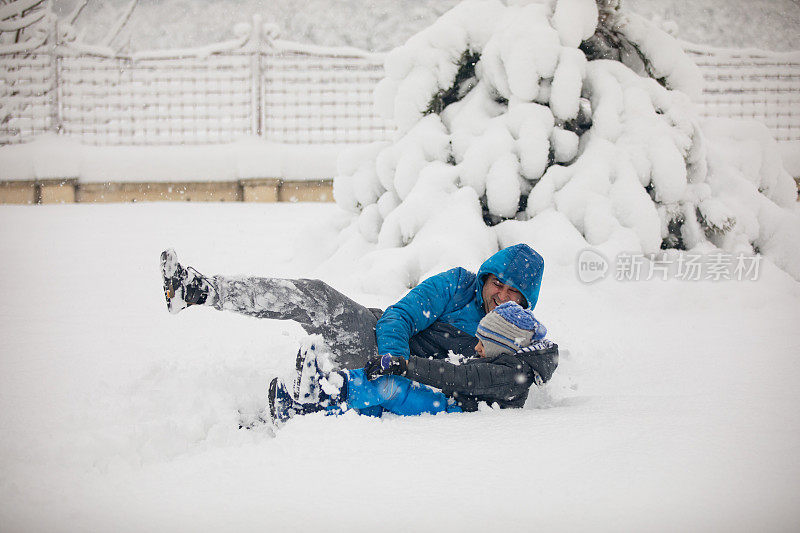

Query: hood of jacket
[476,243,544,311]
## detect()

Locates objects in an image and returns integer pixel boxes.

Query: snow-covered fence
[57,52,254,144]
[2,20,393,145]
[262,41,392,144]
[684,43,800,142]
[2,23,800,145]
[0,51,53,143]
[52,32,393,145]
[0,0,54,144]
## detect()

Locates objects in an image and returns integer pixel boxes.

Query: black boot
[160,249,214,314]
[269,377,326,424]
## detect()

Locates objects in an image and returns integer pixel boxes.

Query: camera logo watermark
[577,249,761,283]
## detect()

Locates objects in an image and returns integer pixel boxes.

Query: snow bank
[332,0,800,288]
[778,141,800,178]
[0,135,346,182]
[700,119,800,277]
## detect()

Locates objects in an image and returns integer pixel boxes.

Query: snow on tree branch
[66,0,88,25]
[0,7,44,31]
[0,0,51,49]
[0,0,46,22]
[100,0,138,49]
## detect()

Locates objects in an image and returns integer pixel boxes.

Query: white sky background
[51,0,800,52]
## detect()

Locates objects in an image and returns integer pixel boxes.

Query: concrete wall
[0,181,36,204]
[0,179,77,204]
[0,179,334,205]
[75,182,243,203]
[279,180,333,202]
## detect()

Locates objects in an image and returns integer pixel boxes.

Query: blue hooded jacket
[375,244,544,360]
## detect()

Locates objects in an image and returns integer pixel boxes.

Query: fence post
[259,22,279,141]
[49,9,62,135]
[248,15,263,137]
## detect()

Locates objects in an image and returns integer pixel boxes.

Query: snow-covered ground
[0,136,345,182]
[1,202,798,531]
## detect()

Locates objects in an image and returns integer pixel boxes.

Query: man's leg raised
[161,249,378,369]
[211,276,379,368]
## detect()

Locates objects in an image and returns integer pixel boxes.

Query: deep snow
[1,202,799,531]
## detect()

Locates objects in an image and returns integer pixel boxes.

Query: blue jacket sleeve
[376,268,468,359]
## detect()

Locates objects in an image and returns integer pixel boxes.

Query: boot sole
[293,348,305,400]
[160,249,185,314]
[160,249,178,279]
[268,377,281,422]
[293,346,321,404]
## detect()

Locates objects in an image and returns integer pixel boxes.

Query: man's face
[481,273,524,313]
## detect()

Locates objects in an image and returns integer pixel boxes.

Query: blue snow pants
[344,368,462,417]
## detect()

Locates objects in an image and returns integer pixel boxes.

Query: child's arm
[404,341,559,402]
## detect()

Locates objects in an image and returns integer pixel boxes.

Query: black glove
[364,354,408,380]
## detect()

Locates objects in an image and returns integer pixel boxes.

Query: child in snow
[268,301,558,422]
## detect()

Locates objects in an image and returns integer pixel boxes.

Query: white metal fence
[683,43,800,142]
[261,43,394,144]
[57,53,254,144]
[1,22,395,145]
[2,26,800,145]
[0,49,53,141]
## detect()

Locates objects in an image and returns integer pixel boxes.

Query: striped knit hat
[476,301,546,358]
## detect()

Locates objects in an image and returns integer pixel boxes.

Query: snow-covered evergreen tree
[332,0,799,290]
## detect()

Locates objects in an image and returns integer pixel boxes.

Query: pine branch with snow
[100,0,137,50]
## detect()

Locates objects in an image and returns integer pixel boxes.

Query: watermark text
[577,249,761,283]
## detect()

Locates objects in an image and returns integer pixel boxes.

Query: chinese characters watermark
[577,249,761,283]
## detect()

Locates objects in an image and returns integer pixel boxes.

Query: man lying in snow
[268,301,559,421]
[160,243,547,372]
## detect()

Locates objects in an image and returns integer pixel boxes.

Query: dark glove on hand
[365,354,408,381]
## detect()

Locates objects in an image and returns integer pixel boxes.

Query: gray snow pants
[208,276,381,369]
